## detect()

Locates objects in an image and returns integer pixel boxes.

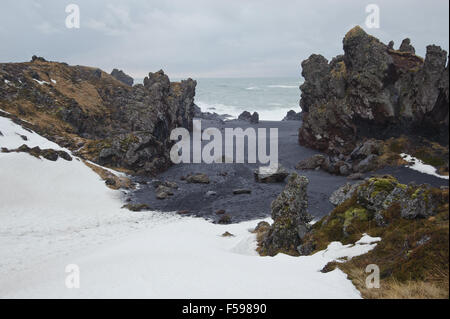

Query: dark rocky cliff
[0,57,196,175]
[299,26,449,155]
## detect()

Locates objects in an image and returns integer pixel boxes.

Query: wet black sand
[130,120,448,223]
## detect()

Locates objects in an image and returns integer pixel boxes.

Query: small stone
[42,149,59,161]
[156,192,169,200]
[222,231,235,237]
[122,204,150,212]
[164,181,179,189]
[152,179,163,188]
[233,189,252,195]
[206,191,217,197]
[320,262,338,273]
[178,210,191,215]
[57,150,73,161]
[105,178,117,186]
[216,209,226,215]
[156,185,174,195]
[186,173,210,184]
[218,214,232,224]
[156,185,174,200]
[296,154,326,170]
[348,173,364,180]
[254,165,289,183]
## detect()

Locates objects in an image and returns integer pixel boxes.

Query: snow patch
[356,233,381,245]
[33,79,50,86]
[401,153,449,180]
[0,116,63,150]
[0,117,376,298]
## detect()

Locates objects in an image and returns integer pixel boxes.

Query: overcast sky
[0,0,448,78]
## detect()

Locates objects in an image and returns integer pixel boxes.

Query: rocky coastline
[1,27,449,299]
[0,58,196,176]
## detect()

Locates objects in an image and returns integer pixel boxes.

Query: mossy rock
[344,207,369,228]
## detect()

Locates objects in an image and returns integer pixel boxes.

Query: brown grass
[342,265,449,299]
[83,160,134,190]
[301,177,449,299]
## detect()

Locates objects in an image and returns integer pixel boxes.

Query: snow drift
[0,116,378,298]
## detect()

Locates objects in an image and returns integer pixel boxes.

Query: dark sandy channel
[130,119,449,223]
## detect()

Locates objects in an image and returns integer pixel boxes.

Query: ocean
[194,78,302,121]
[137,77,303,121]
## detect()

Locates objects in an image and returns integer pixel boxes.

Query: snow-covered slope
[0,116,377,298]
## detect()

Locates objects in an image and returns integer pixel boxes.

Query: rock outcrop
[319,175,446,241]
[299,26,449,156]
[238,111,259,124]
[399,38,416,54]
[282,110,302,121]
[301,175,448,252]
[258,173,313,256]
[111,69,134,86]
[299,176,449,295]
[0,58,197,175]
[296,139,384,175]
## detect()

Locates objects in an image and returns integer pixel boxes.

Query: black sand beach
[130,119,449,223]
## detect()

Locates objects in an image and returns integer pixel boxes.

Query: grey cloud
[0,0,448,78]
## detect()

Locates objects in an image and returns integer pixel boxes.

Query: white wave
[196,101,296,121]
[245,86,260,90]
[267,85,298,89]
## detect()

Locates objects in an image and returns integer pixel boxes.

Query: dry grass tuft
[342,265,449,299]
[83,160,134,190]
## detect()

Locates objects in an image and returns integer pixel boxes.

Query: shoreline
[130,119,448,223]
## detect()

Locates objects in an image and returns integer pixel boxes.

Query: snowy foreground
[0,116,380,299]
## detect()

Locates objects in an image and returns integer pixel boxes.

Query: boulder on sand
[296,154,326,170]
[156,185,174,200]
[233,189,252,195]
[186,173,210,184]
[254,165,289,183]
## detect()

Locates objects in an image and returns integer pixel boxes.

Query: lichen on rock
[298,26,449,167]
[258,173,312,256]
